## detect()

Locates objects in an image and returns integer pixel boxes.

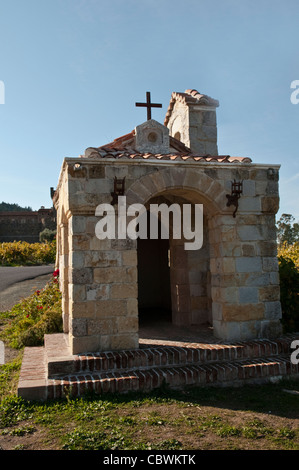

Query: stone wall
[54,157,282,355]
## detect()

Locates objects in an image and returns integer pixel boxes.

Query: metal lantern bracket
[226,179,243,217]
[111,176,126,205]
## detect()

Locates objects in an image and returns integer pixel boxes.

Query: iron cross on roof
[135,91,162,120]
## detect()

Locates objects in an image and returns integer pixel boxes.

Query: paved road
[0,265,55,292]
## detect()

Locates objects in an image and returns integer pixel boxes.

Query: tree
[0,201,32,212]
[276,213,299,246]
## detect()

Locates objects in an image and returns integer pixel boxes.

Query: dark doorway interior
[137,236,172,326]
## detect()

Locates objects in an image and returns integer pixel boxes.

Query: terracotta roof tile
[82,105,252,164]
[83,147,251,164]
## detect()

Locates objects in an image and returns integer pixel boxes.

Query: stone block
[262,257,279,272]
[222,303,264,322]
[257,241,277,257]
[70,268,93,285]
[219,226,236,242]
[241,243,256,257]
[221,286,239,303]
[110,283,138,300]
[183,171,211,193]
[202,124,217,141]
[70,251,85,269]
[86,284,109,301]
[117,316,139,333]
[122,250,137,266]
[259,286,280,302]
[70,216,86,234]
[94,266,137,284]
[95,300,127,318]
[71,335,101,355]
[239,287,259,304]
[222,257,235,273]
[244,272,270,287]
[264,301,282,320]
[261,196,279,214]
[237,225,263,241]
[71,300,95,319]
[126,298,138,317]
[71,318,87,337]
[86,251,121,268]
[105,164,128,179]
[269,272,280,285]
[239,320,260,340]
[94,267,127,284]
[111,239,136,250]
[88,164,105,179]
[213,320,241,342]
[87,318,117,335]
[238,197,261,212]
[89,236,111,250]
[211,302,223,321]
[242,180,256,197]
[260,319,282,338]
[235,257,262,273]
[69,284,86,302]
[71,234,90,251]
[109,334,139,350]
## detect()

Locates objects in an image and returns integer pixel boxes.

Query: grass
[0,275,298,451]
[0,359,299,450]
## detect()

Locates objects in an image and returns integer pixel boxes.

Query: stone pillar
[210,212,282,341]
[67,214,139,355]
[59,221,69,334]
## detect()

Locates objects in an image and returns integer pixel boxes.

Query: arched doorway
[136,190,212,334]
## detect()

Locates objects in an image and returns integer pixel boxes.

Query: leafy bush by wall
[278,244,299,333]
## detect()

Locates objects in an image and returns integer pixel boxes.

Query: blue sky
[0,0,299,220]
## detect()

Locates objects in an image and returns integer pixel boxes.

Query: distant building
[0,206,56,242]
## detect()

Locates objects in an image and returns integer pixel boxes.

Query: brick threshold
[17,333,299,401]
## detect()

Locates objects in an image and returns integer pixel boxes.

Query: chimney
[164,89,219,155]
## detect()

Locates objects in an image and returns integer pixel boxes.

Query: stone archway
[125,167,229,337]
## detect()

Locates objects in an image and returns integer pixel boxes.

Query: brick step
[46,354,299,400]
[17,333,299,401]
[45,333,297,378]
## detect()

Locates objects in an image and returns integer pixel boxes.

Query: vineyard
[0,240,56,266]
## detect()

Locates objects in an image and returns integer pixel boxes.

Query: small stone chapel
[53,88,282,356]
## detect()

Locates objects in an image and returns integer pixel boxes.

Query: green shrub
[278,255,299,333]
[39,228,56,243]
